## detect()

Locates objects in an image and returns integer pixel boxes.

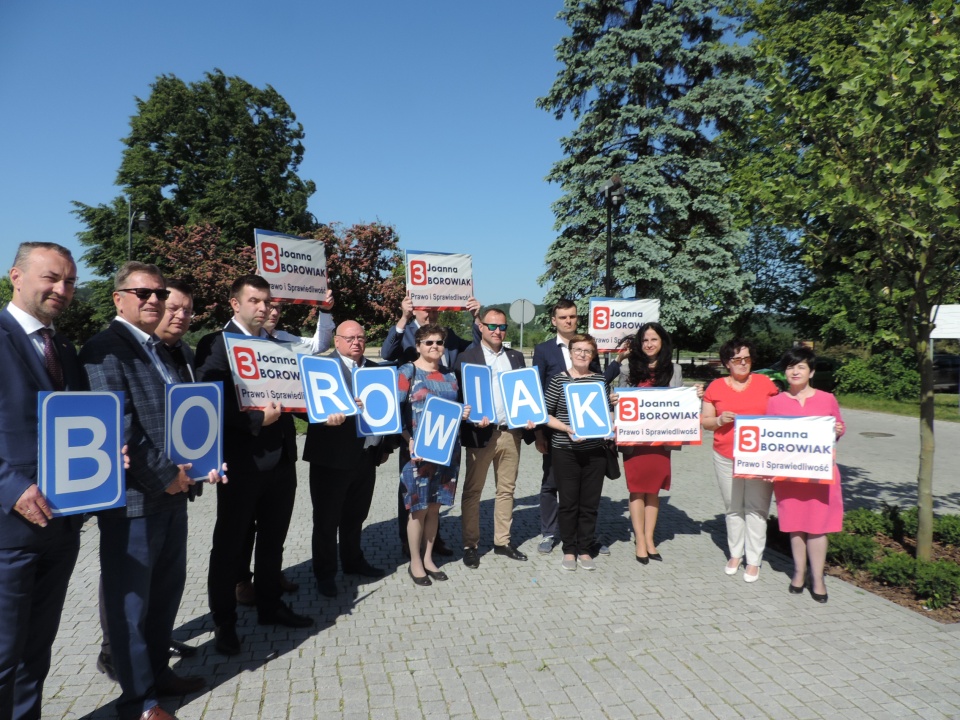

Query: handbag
[604,441,621,480]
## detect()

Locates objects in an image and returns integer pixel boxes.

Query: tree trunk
[916,334,936,561]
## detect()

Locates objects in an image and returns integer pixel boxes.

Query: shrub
[935,515,960,547]
[867,552,917,586]
[834,352,920,401]
[882,504,918,542]
[843,508,888,536]
[826,533,880,571]
[914,560,960,610]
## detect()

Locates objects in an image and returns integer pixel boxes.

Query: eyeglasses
[165,306,193,318]
[729,356,752,365]
[118,288,170,301]
[420,339,443,347]
[484,323,508,332]
[571,348,593,357]
[336,335,366,344]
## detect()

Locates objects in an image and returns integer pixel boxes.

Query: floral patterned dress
[397,363,461,511]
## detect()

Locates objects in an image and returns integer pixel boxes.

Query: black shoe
[342,560,386,578]
[648,553,663,562]
[462,547,480,569]
[96,651,117,682]
[408,566,432,586]
[493,544,528,561]
[258,602,314,628]
[168,640,197,658]
[214,625,241,656]
[788,582,805,595]
[636,555,650,565]
[433,536,454,557]
[425,568,449,581]
[811,579,828,604]
[279,573,300,593]
[155,671,207,696]
[316,576,338,598]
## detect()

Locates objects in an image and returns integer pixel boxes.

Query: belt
[494,424,515,432]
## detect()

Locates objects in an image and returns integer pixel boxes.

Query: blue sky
[0,1,575,306]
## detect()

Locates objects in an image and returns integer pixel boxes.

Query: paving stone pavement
[45,408,960,719]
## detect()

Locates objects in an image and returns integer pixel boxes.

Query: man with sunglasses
[81,262,221,720]
[302,320,391,598]
[454,309,535,568]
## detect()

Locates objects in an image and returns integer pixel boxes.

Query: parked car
[755,357,840,392]
[933,354,960,393]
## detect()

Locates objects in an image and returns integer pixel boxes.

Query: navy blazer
[194,320,298,474]
[453,344,535,448]
[0,308,86,548]
[80,320,183,518]
[380,321,482,369]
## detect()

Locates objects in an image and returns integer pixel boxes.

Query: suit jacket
[454,344,535,448]
[380,321,482,369]
[194,319,298,474]
[532,336,620,389]
[0,308,86,548]
[79,319,183,518]
[302,352,390,471]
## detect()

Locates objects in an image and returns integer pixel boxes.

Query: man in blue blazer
[0,242,86,720]
[532,299,620,555]
[81,262,214,720]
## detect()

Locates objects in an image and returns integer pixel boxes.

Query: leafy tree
[73,69,316,279]
[537,0,758,344]
[744,0,960,559]
[0,277,11,307]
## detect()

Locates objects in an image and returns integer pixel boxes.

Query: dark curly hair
[625,323,675,387]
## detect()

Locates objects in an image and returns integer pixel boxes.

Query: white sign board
[931,305,960,339]
[733,415,836,483]
[224,333,307,413]
[588,298,660,353]
[615,386,701,446]
[254,228,327,305]
[405,249,474,310]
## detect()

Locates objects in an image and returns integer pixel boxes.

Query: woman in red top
[701,338,779,583]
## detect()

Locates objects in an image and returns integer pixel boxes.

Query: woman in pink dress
[766,347,846,604]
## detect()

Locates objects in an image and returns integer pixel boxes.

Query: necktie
[38,328,65,390]
[147,339,176,384]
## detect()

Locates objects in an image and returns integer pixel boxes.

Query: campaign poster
[615,386,701,446]
[733,415,836,483]
[405,250,473,311]
[254,228,327,305]
[223,333,307,413]
[588,298,661,353]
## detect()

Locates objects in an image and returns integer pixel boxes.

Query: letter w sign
[412,397,463,466]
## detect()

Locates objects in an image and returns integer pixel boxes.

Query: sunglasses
[420,339,443,347]
[118,288,170,301]
[484,323,508,332]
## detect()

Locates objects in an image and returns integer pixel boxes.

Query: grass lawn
[837,393,960,423]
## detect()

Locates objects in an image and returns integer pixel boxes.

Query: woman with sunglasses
[397,324,471,586]
[539,334,613,571]
[701,338,779,582]
[767,347,845,603]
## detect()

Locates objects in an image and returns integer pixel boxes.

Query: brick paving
[45,408,960,719]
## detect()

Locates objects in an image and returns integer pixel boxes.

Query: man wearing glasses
[302,321,390,598]
[454,308,535,568]
[81,262,222,720]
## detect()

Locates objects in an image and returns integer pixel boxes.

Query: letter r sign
[592,305,610,330]
[409,260,427,285]
[233,347,260,379]
[261,242,280,272]
[737,425,760,453]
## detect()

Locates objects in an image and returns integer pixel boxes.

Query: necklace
[726,374,753,393]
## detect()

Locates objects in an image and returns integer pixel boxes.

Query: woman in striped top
[538,333,613,572]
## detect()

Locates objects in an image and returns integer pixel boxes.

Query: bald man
[301,320,390,598]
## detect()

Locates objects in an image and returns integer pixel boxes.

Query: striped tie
[38,328,65,390]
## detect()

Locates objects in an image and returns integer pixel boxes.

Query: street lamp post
[602,174,625,297]
[126,196,148,260]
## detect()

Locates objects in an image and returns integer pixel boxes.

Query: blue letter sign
[498,367,547,428]
[353,366,401,437]
[461,364,495,424]
[412,396,464,466]
[165,382,223,480]
[299,355,359,423]
[564,381,613,439]
[38,391,125,516]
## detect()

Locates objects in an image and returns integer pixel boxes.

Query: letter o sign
[171,397,218,460]
[593,305,610,330]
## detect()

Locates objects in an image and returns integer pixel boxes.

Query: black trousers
[310,453,376,580]
[539,452,559,538]
[552,446,606,556]
[208,461,296,627]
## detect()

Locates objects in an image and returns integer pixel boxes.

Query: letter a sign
[412,396,464,466]
[38,391,126,515]
[498,368,547,428]
[165,383,223,480]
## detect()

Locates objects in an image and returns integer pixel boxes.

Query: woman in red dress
[615,323,689,564]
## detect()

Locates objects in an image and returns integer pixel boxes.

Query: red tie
[38,328,65,391]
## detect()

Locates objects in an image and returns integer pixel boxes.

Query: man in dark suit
[302,320,389,598]
[81,262,214,720]
[454,308,536,568]
[532,299,620,555]
[382,294,482,556]
[0,242,86,720]
[195,275,313,658]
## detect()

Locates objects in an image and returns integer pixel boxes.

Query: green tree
[744,0,960,559]
[537,0,758,343]
[73,69,316,279]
